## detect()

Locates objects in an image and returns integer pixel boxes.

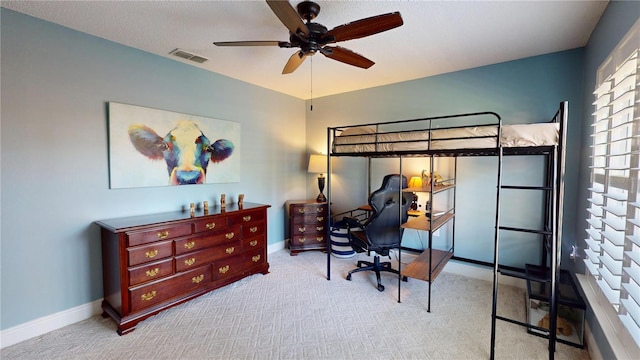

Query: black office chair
[344,174,412,292]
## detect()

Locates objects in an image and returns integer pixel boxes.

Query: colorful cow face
[128,120,234,185]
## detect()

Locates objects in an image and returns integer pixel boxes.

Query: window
[585,19,640,348]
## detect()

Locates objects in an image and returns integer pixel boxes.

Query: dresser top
[96,202,270,233]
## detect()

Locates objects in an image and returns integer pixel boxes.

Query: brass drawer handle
[243,215,252,222]
[184,241,195,250]
[249,240,258,247]
[184,258,196,266]
[225,232,235,239]
[157,231,169,239]
[297,208,305,214]
[145,250,158,258]
[252,255,261,262]
[317,236,323,242]
[192,274,205,284]
[298,227,306,232]
[317,217,324,221]
[250,226,258,233]
[316,226,324,231]
[206,222,216,230]
[146,268,159,277]
[219,265,230,274]
[141,290,156,301]
[298,238,306,243]
[317,207,324,212]
[226,246,235,254]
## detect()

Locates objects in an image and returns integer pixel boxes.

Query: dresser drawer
[213,247,264,281]
[174,224,241,256]
[242,235,265,251]
[128,258,174,286]
[127,224,192,247]
[193,215,227,234]
[128,240,173,267]
[242,221,265,238]
[175,241,240,272]
[228,209,265,225]
[129,265,211,312]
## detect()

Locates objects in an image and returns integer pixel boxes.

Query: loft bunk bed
[325,101,568,360]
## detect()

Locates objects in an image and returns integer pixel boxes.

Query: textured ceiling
[1,0,609,99]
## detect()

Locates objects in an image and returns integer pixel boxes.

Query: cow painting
[128,120,234,185]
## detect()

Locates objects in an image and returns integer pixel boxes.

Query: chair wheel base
[377,284,385,292]
[346,274,352,281]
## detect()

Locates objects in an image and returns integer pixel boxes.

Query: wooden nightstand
[285,200,329,256]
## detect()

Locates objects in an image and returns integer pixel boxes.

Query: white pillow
[340,126,376,136]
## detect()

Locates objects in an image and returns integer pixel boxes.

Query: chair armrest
[342,216,364,230]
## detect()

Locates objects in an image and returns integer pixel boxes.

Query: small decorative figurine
[190,203,195,218]
[203,201,209,215]
[220,194,226,208]
[238,194,245,208]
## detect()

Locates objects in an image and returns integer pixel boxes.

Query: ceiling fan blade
[321,46,374,69]
[282,51,307,74]
[214,41,291,48]
[322,12,403,44]
[266,0,309,37]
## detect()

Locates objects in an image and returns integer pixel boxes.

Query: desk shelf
[402,213,454,232]
[402,248,453,282]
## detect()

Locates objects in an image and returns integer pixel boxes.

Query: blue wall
[307,48,584,267]
[0,9,307,330]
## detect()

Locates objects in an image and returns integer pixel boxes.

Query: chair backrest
[364,174,412,250]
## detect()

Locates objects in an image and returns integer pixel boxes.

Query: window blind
[586,21,640,347]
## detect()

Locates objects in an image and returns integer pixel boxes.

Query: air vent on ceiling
[169,48,208,64]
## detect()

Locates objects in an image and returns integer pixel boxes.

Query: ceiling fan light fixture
[169,48,209,64]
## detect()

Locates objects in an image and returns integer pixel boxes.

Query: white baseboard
[267,239,286,254]
[0,299,103,349]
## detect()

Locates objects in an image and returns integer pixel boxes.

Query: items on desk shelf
[421,169,444,186]
[220,194,226,208]
[203,201,209,215]
[190,202,195,217]
[238,194,245,208]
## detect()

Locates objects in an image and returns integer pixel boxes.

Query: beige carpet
[1,249,590,359]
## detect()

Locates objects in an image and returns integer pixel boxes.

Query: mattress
[332,123,559,153]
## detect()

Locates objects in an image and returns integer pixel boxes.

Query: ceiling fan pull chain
[310,56,313,111]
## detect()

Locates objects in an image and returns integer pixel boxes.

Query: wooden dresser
[286,200,328,255]
[96,202,270,335]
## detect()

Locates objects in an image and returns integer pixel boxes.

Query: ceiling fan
[214,0,403,74]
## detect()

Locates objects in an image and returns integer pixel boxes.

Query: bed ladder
[490,144,563,360]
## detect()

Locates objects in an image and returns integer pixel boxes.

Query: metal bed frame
[324,101,568,360]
